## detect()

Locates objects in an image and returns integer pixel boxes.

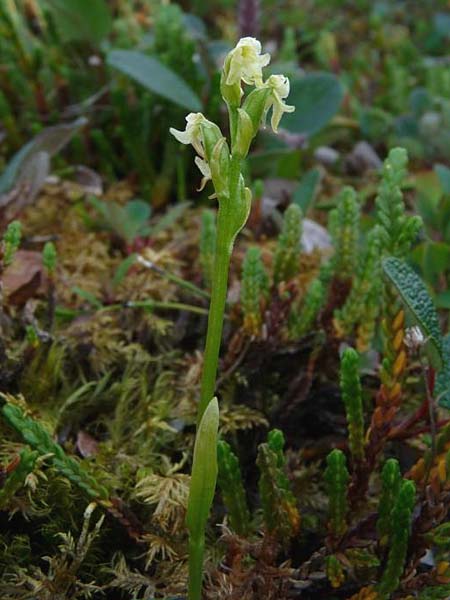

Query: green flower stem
[198,155,241,423]
[188,537,205,600]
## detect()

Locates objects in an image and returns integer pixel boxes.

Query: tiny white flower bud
[195,157,212,191]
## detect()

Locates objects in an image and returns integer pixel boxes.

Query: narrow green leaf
[186,397,219,534]
[382,257,443,369]
[107,50,202,112]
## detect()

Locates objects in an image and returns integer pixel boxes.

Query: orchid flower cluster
[170,37,294,196]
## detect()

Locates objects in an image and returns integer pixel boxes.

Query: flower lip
[263,74,295,132]
[169,112,207,157]
[194,157,212,191]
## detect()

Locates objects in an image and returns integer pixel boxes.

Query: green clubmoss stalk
[240,246,269,336]
[273,203,302,285]
[1,402,109,501]
[375,149,422,409]
[375,147,422,259]
[217,440,250,535]
[356,278,382,352]
[340,347,365,463]
[334,226,381,337]
[288,278,325,339]
[257,429,300,539]
[324,449,349,539]
[199,210,216,289]
[378,479,416,598]
[329,186,360,279]
[376,458,402,546]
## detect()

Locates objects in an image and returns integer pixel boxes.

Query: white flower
[225,37,270,88]
[194,157,212,191]
[263,74,295,132]
[169,112,207,157]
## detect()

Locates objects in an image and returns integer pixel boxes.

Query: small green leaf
[186,397,219,535]
[282,73,344,136]
[107,50,202,112]
[382,257,443,369]
[436,334,450,409]
[186,397,219,600]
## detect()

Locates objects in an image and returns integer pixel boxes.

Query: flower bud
[209,137,230,199]
[200,120,226,163]
[242,86,271,133]
[234,108,255,157]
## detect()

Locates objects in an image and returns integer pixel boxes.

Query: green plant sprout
[377,479,416,598]
[340,347,365,463]
[257,429,300,540]
[217,439,251,536]
[329,186,360,280]
[324,448,349,540]
[273,203,302,285]
[240,246,269,336]
[170,37,294,599]
[2,220,22,268]
[377,458,402,546]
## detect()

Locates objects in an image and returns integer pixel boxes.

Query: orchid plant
[170,37,294,599]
